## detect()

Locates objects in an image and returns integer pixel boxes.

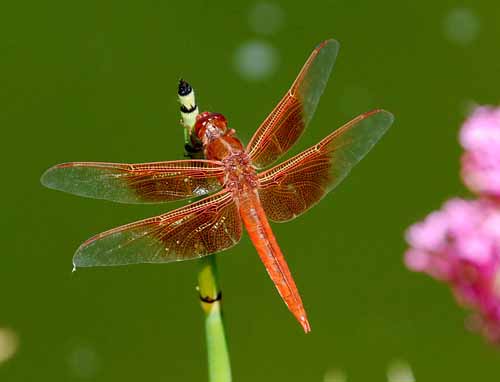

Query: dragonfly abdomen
[238,189,311,333]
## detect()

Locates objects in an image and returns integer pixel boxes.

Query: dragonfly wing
[246,39,339,169]
[73,190,242,267]
[41,160,225,204]
[258,110,394,222]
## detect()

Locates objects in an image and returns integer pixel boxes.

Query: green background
[2,0,500,381]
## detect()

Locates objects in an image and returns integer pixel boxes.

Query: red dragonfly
[41,39,393,333]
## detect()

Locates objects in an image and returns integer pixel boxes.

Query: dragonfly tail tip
[299,316,311,333]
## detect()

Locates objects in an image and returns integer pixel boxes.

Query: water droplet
[443,8,480,45]
[387,359,415,382]
[323,368,347,382]
[0,327,19,364]
[67,342,100,379]
[233,40,279,81]
[248,2,285,35]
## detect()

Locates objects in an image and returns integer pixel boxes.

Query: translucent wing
[41,160,225,204]
[258,110,394,222]
[246,39,339,169]
[73,190,241,267]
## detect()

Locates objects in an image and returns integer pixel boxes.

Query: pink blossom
[405,198,500,343]
[460,106,500,198]
[406,105,500,343]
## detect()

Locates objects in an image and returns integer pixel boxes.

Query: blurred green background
[1,0,500,381]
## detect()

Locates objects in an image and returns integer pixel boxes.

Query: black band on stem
[181,104,197,113]
[200,291,222,304]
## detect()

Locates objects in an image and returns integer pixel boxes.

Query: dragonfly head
[194,112,228,143]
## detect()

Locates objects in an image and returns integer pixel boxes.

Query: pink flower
[405,105,500,343]
[460,106,500,198]
[405,198,500,343]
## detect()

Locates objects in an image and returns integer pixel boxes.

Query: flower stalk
[198,257,232,382]
[178,79,232,381]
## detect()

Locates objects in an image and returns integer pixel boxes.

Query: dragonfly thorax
[195,111,247,162]
[194,112,228,145]
[222,151,258,193]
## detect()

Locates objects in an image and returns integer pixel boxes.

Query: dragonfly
[41,39,393,333]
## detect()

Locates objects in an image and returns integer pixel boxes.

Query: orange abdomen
[238,189,311,333]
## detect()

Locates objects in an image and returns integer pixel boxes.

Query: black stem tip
[178,78,192,96]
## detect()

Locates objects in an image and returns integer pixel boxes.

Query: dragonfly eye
[194,112,228,140]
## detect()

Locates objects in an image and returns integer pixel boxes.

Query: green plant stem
[180,95,232,382]
[198,256,232,382]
